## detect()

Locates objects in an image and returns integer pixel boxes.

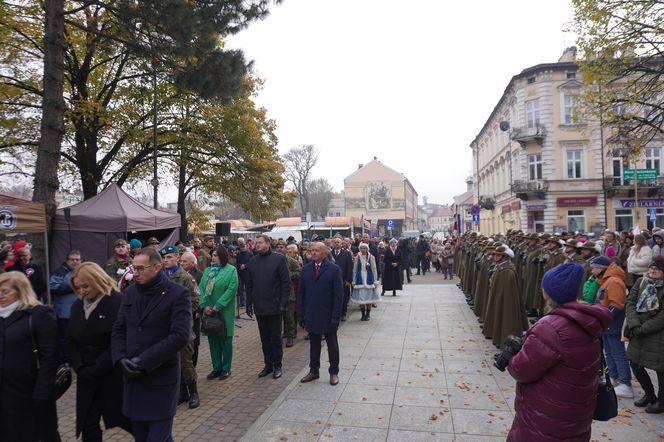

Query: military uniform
[282,255,301,340]
[105,255,131,283]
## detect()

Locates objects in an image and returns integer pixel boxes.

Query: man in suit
[297,242,344,386]
[331,236,353,321]
[111,248,192,442]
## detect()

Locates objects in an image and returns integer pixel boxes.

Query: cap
[129,239,142,249]
[160,245,179,256]
[203,235,214,242]
[147,237,159,245]
[564,239,580,249]
[114,239,128,247]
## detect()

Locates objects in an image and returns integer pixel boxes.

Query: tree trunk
[31,0,65,270]
[178,159,188,240]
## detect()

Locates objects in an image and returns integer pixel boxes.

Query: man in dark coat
[297,242,344,385]
[235,239,253,307]
[399,238,412,283]
[331,236,353,321]
[382,239,403,296]
[245,234,291,379]
[415,235,430,275]
[111,248,192,441]
[6,247,47,302]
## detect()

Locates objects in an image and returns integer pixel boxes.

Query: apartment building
[471,47,663,235]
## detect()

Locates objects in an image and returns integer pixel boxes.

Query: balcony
[510,179,548,200]
[479,196,496,210]
[603,175,664,198]
[511,124,546,147]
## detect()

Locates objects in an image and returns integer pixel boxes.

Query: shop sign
[557,196,597,207]
[526,204,547,210]
[618,199,664,208]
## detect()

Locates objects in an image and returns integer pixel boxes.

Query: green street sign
[623,168,659,180]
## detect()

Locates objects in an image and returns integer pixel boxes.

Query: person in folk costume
[483,245,529,349]
[474,242,499,322]
[351,243,380,321]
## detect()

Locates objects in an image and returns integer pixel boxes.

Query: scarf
[203,264,222,299]
[164,264,180,278]
[636,277,663,313]
[83,295,105,320]
[0,301,20,319]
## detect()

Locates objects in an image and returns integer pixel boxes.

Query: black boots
[365,308,371,321]
[646,401,664,413]
[187,383,200,409]
[360,307,371,321]
[178,383,189,405]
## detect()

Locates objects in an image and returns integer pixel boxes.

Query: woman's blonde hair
[71,262,117,297]
[0,271,41,310]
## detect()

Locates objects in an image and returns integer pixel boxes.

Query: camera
[493,335,524,372]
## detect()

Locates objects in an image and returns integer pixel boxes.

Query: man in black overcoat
[331,236,353,321]
[111,248,191,442]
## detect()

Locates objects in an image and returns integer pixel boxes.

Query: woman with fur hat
[506,263,613,441]
[624,256,664,413]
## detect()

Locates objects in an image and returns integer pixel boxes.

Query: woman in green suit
[199,245,238,380]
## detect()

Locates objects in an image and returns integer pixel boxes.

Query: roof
[344,158,404,182]
[429,207,453,217]
[52,183,181,232]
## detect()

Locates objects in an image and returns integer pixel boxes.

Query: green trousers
[282,299,297,338]
[208,335,233,372]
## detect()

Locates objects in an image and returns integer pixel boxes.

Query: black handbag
[28,313,72,400]
[594,339,618,421]
[201,312,226,337]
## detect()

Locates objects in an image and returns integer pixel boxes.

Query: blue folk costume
[351,252,380,305]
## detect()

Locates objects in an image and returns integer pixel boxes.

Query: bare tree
[282,144,318,215]
[308,178,334,221]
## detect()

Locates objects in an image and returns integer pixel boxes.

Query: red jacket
[507,302,613,442]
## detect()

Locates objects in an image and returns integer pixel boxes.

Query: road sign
[623,168,659,180]
[472,214,480,224]
[650,208,658,222]
[386,219,395,228]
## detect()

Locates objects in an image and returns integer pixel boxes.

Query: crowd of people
[0,231,443,441]
[455,228,664,441]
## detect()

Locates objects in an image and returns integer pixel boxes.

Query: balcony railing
[510,179,548,200]
[479,196,496,210]
[603,175,664,198]
[511,124,546,147]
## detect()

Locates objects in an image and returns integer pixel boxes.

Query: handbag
[201,311,226,337]
[594,339,618,421]
[28,313,72,400]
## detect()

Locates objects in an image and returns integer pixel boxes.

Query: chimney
[558,46,577,62]
[373,156,378,160]
[357,164,363,169]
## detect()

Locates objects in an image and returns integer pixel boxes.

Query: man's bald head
[179,251,197,272]
[310,241,327,263]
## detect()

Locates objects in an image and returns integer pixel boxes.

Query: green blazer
[199,264,238,337]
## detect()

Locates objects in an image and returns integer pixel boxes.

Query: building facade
[471,47,664,235]
[344,158,418,236]
[326,193,346,218]
[428,207,454,233]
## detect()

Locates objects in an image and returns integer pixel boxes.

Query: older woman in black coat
[0,271,60,442]
[69,262,132,441]
[382,239,403,296]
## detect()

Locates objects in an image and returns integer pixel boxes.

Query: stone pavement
[242,273,664,442]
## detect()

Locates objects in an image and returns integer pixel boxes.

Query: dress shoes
[258,366,273,378]
[634,394,657,407]
[219,371,231,380]
[330,374,339,385]
[646,401,664,414]
[286,337,294,347]
[206,370,222,380]
[300,372,320,383]
[273,367,283,379]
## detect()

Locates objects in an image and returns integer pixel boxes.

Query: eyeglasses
[133,265,154,272]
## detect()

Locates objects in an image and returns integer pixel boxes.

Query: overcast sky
[227,0,576,206]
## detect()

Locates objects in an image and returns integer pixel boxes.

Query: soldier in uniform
[145,236,160,250]
[161,245,201,409]
[196,236,214,272]
[105,239,132,283]
[474,241,499,322]
[564,239,591,297]
[483,245,529,349]
[275,240,301,347]
[520,233,541,313]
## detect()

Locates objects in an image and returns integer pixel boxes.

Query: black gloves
[119,357,144,379]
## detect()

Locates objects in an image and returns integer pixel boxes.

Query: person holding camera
[505,262,613,441]
[624,256,664,413]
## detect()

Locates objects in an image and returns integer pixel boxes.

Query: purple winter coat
[507,302,613,442]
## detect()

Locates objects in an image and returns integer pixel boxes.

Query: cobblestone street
[54,272,664,441]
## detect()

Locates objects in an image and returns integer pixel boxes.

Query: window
[533,210,545,233]
[528,154,542,180]
[567,210,586,232]
[566,72,576,79]
[566,150,583,179]
[645,147,661,175]
[615,209,633,232]
[563,94,580,124]
[612,157,630,186]
[527,77,536,84]
[656,209,664,228]
[526,99,540,129]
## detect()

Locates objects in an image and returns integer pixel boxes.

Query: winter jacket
[625,277,664,371]
[507,302,613,442]
[49,262,77,319]
[652,232,664,258]
[245,250,291,316]
[581,275,600,304]
[597,262,627,310]
[627,245,653,275]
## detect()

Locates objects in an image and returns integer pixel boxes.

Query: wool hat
[650,256,664,272]
[590,255,611,269]
[542,263,584,304]
[129,239,142,249]
[13,240,28,253]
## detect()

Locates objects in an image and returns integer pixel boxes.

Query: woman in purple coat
[506,263,613,442]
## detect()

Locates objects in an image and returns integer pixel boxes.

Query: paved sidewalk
[241,280,664,442]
